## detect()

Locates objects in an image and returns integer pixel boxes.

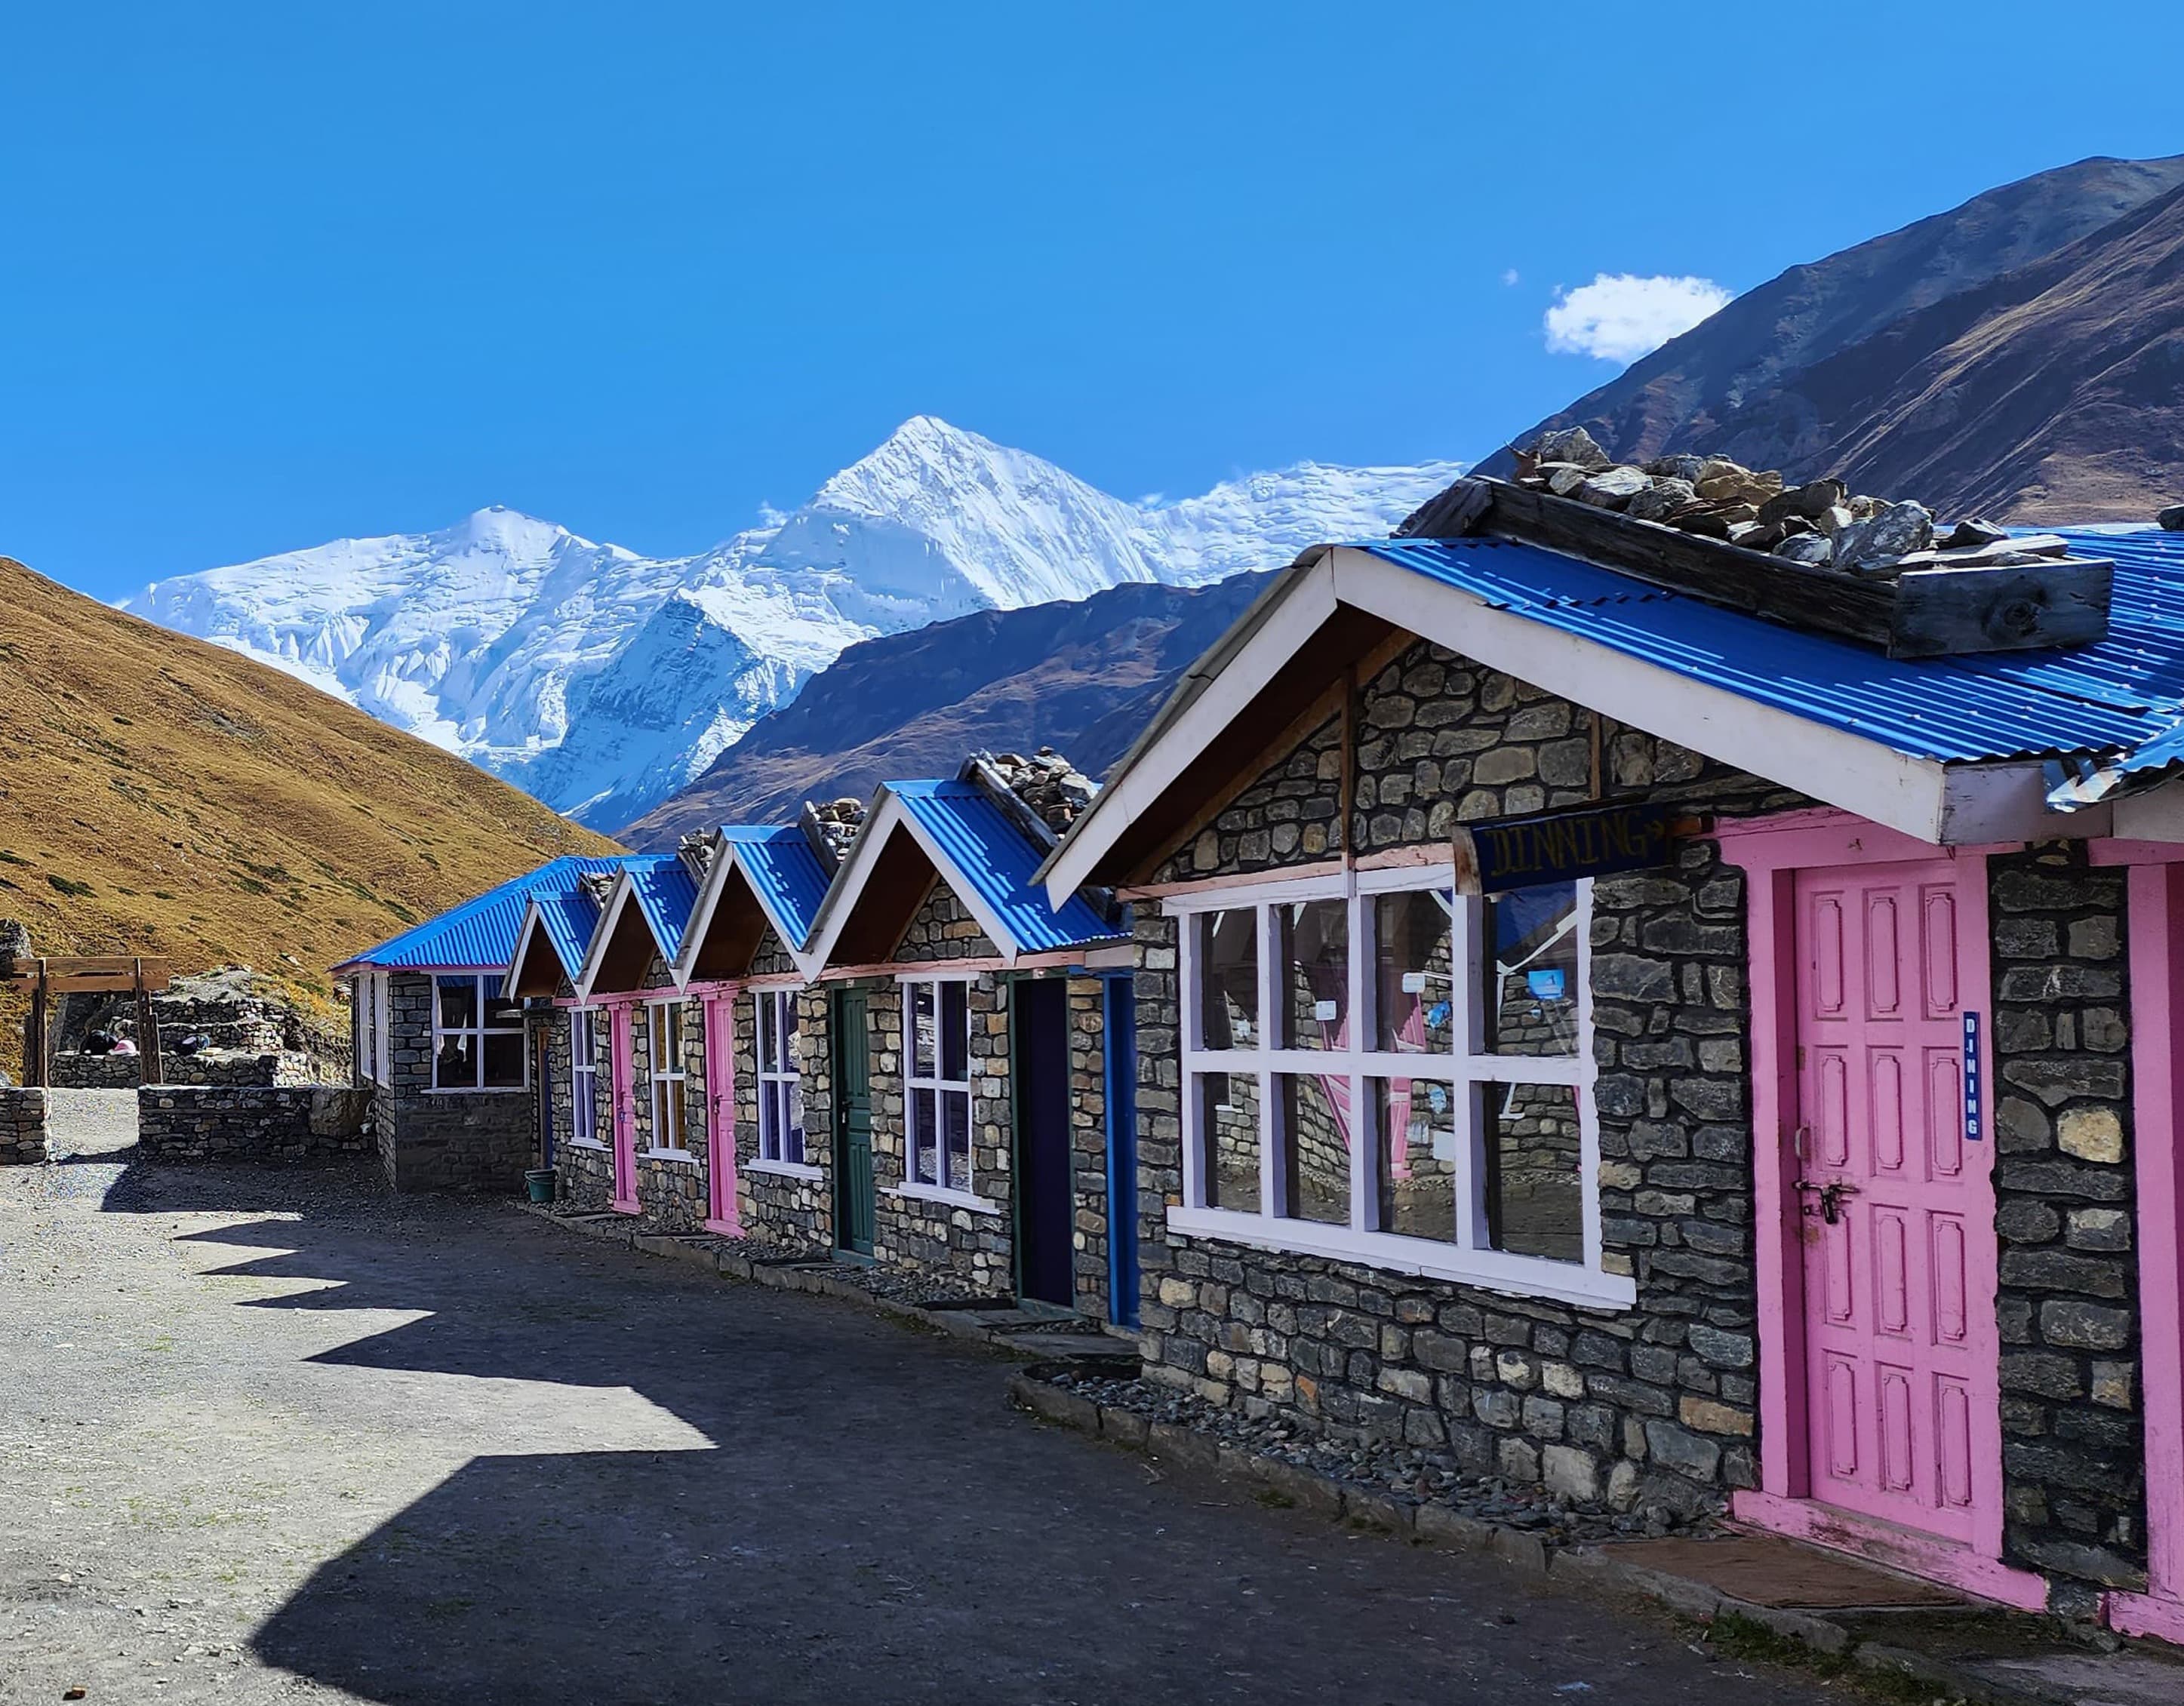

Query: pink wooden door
[609,1006,639,1213]
[1795,861,1989,1543]
[703,993,741,1234]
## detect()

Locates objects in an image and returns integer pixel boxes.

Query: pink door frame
[607,998,640,1214]
[699,985,743,1237]
[2090,847,2184,1643]
[1718,807,2045,1609]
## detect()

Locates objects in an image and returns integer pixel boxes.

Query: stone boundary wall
[137,1086,371,1164]
[0,1087,49,1164]
[54,1052,322,1090]
[50,1053,143,1090]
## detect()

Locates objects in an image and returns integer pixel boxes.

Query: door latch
[1796,1178,1860,1225]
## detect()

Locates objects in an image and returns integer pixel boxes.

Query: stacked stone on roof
[675,831,715,884]
[1518,426,2075,579]
[804,797,866,865]
[577,870,618,908]
[983,746,1097,837]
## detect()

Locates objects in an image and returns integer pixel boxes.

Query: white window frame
[374,972,392,1084]
[894,973,990,1211]
[1167,864,1629,1309]
[568,1007,604,1149]
[645,997,692,1159]
[430,973,527,1093]
[751,985,817,1176]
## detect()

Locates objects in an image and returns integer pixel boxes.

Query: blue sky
[7,2,2183,601]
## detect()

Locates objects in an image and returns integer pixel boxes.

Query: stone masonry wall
[374,972,535,1194]
[1068,976,1112,1320]
[626,960,710,1233]
[893,882,1001,963]
[1136,640,1807,1517]
[1989,845,2146,1603]
[547,1006,618,1213]
[137,1086,371,1163]
[0,1087,49,1164]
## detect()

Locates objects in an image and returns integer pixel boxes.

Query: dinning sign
[1452,802,1699,895]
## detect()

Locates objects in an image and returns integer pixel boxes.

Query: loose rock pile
[1522,426,2075,579]
[2159,503,2184,531]
[1048,1369,1715,1545]
[675,831,715,883]
[577,870,618,908]
[803,797,866,865]
[983,747,1097,837]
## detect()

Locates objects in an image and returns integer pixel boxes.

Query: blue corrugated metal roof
[530,888,602,976]
[893,779,1126,957]
[336,856,631,973]
[623,855,700,964]
[1361,526,2184,769]
[718,825,832,950]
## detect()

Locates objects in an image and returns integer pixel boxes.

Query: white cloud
[1543,272,1732,364]
[1502,267,1521,287]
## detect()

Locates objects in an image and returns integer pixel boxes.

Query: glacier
[125,416,1464,831]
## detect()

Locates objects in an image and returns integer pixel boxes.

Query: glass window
[1278,899,1348,1050]
[1484,1082,1584,1262]
[570,1009,598,1145]
[1178,876,1599,1286]
[648,1001,687,1151]
[1483,882,1580,1057]
[1374,889,1455,1053]
[1198,910,1259,1049]
[755,988,805,1165]
[1375,1077,1459,1243]
[903,977,974,1195]
[1278,1074,1349,1225]
[1197,1071,1261,1212]
[432,974,525,1091]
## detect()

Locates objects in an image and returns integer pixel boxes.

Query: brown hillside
[0,555,617,1072]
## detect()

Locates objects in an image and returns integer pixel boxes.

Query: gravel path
[0,1113,1837,1704]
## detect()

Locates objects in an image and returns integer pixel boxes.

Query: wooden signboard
[1453,802,1698,896]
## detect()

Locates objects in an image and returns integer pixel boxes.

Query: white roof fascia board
[571,868,643,1004]
[799,791,1026,978]
[1041,555,1341,904]
[1333,546,1955,844]
[506,899,556,990]
[1939,764,2109,844]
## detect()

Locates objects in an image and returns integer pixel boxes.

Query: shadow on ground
[87,1157,1816,1706]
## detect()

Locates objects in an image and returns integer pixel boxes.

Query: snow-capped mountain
[126,417,1465,829]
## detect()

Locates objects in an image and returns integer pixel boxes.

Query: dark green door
[832,988,875,1256]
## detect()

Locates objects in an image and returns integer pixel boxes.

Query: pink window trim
[1715,807,2038,1600]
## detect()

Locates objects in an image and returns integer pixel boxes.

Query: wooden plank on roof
[1409,477,2113,659]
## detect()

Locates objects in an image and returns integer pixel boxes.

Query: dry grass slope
[0,555,618,1071]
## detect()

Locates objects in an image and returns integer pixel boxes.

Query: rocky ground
[0,1093,1838,1705]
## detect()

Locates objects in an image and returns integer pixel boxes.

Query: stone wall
[1068,977,1113,1320]
[50,1053,142,1090]
[51,1050,325,1090]
[1134,640,1805,1517]
[371,972,536,1194]
[137,1086,371,1164]
[546,1006,618,1213]
[627,973,711,1232]
[0,1087,48,1164]
[1988,846,2145,1603]
[894,882,1001,963]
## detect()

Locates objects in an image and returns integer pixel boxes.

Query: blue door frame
[1101,972,1140,1328]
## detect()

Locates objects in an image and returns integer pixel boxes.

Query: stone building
[799,762,1138,1320]
[334,856,633,1192]
[1041,498,2184,1639]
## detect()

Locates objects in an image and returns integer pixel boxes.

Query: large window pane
[943,1090,970,1192]
[484,979,522,1031]
[1484,1082,1584,1262]
[1377,1077,1459,1242]
[437,976,478,1031]
[782,1080,805,1166]
[1484,882,1580,1056]
[911,1087,937,1185]
[1198,910,1260,1049]
[911,983,937,1077]
[1278,1074,1349,1226]
[1279,899,1348,1050]
[433,1031,475,1090]
[940,982,968,1081]
[483,1031,525,1090]
[757,991,777,1070]
[1198,1071,1260,1212]
[780,994,799,1071]
[1375,889,1455,1054]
